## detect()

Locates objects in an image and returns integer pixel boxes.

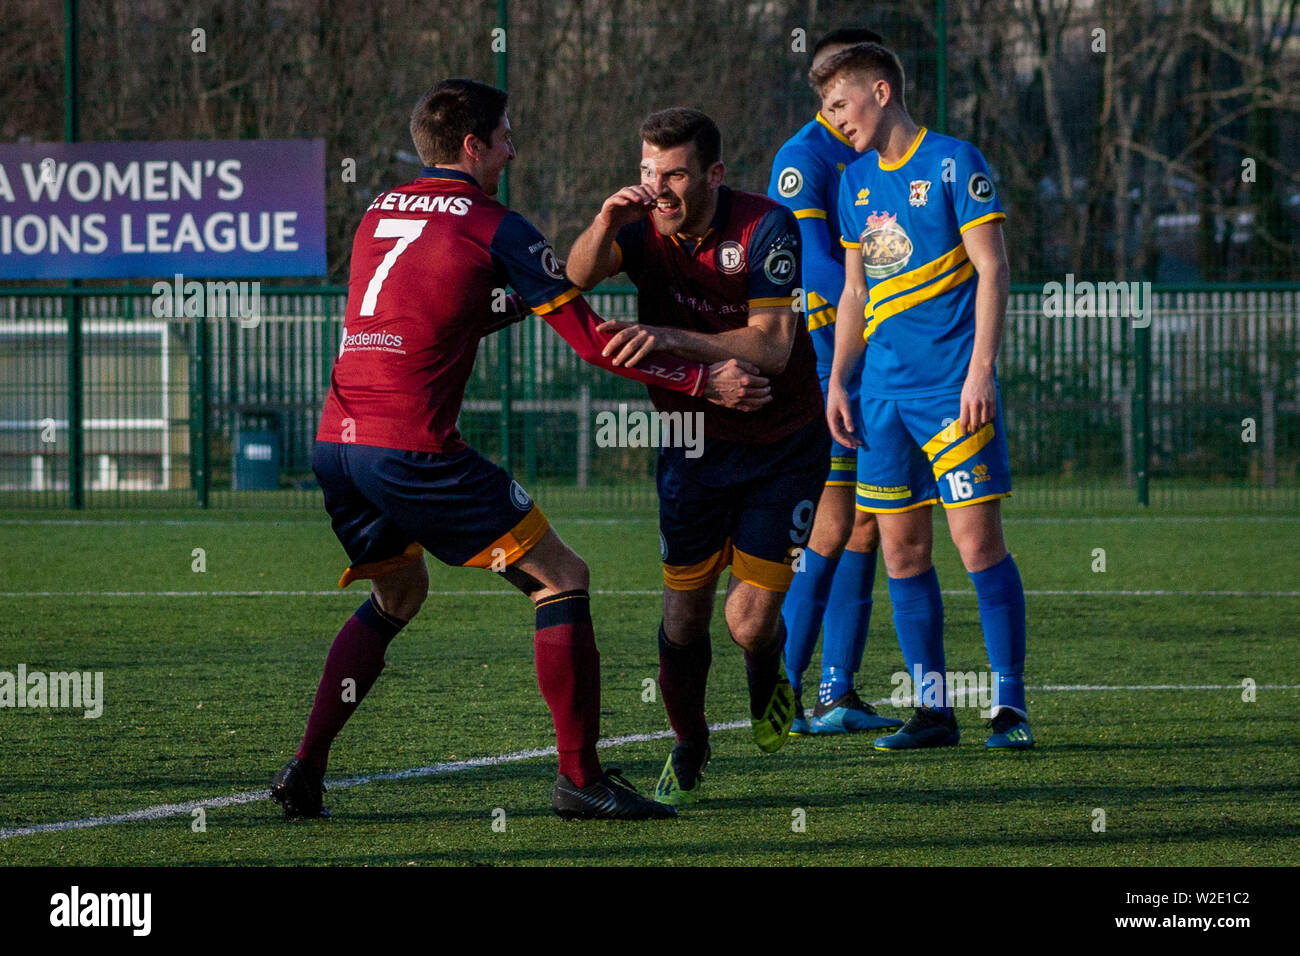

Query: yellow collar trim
[878,127,927,171]
[816,112,854,147]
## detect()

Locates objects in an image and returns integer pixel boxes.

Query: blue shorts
[854,389,1012,513]
[657,417,830,593]
[819,365,861,488]
[312,441,549,587]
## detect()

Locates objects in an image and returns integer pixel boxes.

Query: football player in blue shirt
[816,43,1033,750]
[767,28,904,737]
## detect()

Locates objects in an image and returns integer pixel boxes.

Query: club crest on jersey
[860,212,913,279]
[763,247,797,285]
[909,180,933,207]
[717,240,746,274]
[854,187,871,206]
[509,480,532,511]
[968,172,995,202]
[540,246,565,280]
[776,167,804,198]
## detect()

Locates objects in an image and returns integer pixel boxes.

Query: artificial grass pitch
[0,503,1296,866]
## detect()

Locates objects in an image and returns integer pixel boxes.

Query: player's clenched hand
[959,366,996,433]
[598,185,657,229]
[704,359,771,411]
[597,319,672,368]
[826,380,861,448]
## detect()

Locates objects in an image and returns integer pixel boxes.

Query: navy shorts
[657,416,830,593]
[312,441,550,587]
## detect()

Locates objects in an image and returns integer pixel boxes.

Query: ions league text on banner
[0,139,326,279]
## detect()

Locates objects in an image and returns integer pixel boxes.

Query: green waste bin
[233,410,282,491]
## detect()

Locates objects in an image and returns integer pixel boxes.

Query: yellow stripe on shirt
[863,261,975,343]
[750,296,796,309]
[959,211,1007,234]
[531,285,581,316]
[869,243,968,313]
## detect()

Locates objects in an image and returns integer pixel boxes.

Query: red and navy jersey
[613,186,822,444]
[318,167,710,453]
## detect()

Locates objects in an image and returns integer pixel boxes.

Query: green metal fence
[1,284,1296,513]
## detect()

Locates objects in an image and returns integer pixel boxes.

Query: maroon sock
[743,636,783,720]
[534,589,603,787]
[658,622,712,746]
[296,597,406,775]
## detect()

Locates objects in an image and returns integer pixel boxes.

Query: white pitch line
[2,588,1299,599]
[6,675,1300,842]
[0,720,749,840]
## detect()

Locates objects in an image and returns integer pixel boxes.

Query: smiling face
[820,73,889,154]
[472,112,516,196]
[639,140,722,238]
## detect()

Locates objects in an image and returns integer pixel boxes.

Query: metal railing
[1,284,1296,512]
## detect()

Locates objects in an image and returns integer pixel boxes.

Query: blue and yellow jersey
[767,113,860,373]
[837,128,1006,398]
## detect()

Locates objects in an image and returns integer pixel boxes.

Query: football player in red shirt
[272,80,768,822]
[566,108,831,806]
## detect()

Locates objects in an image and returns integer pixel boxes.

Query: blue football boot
[873,706,960,750]
[985,709,1034,750]
[809,689,905,734]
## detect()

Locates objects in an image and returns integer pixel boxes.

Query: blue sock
[969,554,1027,717]
[887,567,948,714]
[781,547,838,695]
[819,549,878,702]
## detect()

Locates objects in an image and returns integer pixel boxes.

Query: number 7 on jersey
[359,218,428,317]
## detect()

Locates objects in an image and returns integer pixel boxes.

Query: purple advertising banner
[0,139,326,279]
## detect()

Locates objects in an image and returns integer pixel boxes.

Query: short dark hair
[639,107,722,170]
[808,42,906,106]
[812,28,884,59]
[410,78,508,165]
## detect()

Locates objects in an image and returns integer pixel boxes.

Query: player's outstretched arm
[958,220,1010,433]
[492,206,766,409]
[596,202,802,375]
[565,186,656,290]
[826,244,868,448]
[478,291,531,337]
[540,295,771,410]
[596,309,797,376]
